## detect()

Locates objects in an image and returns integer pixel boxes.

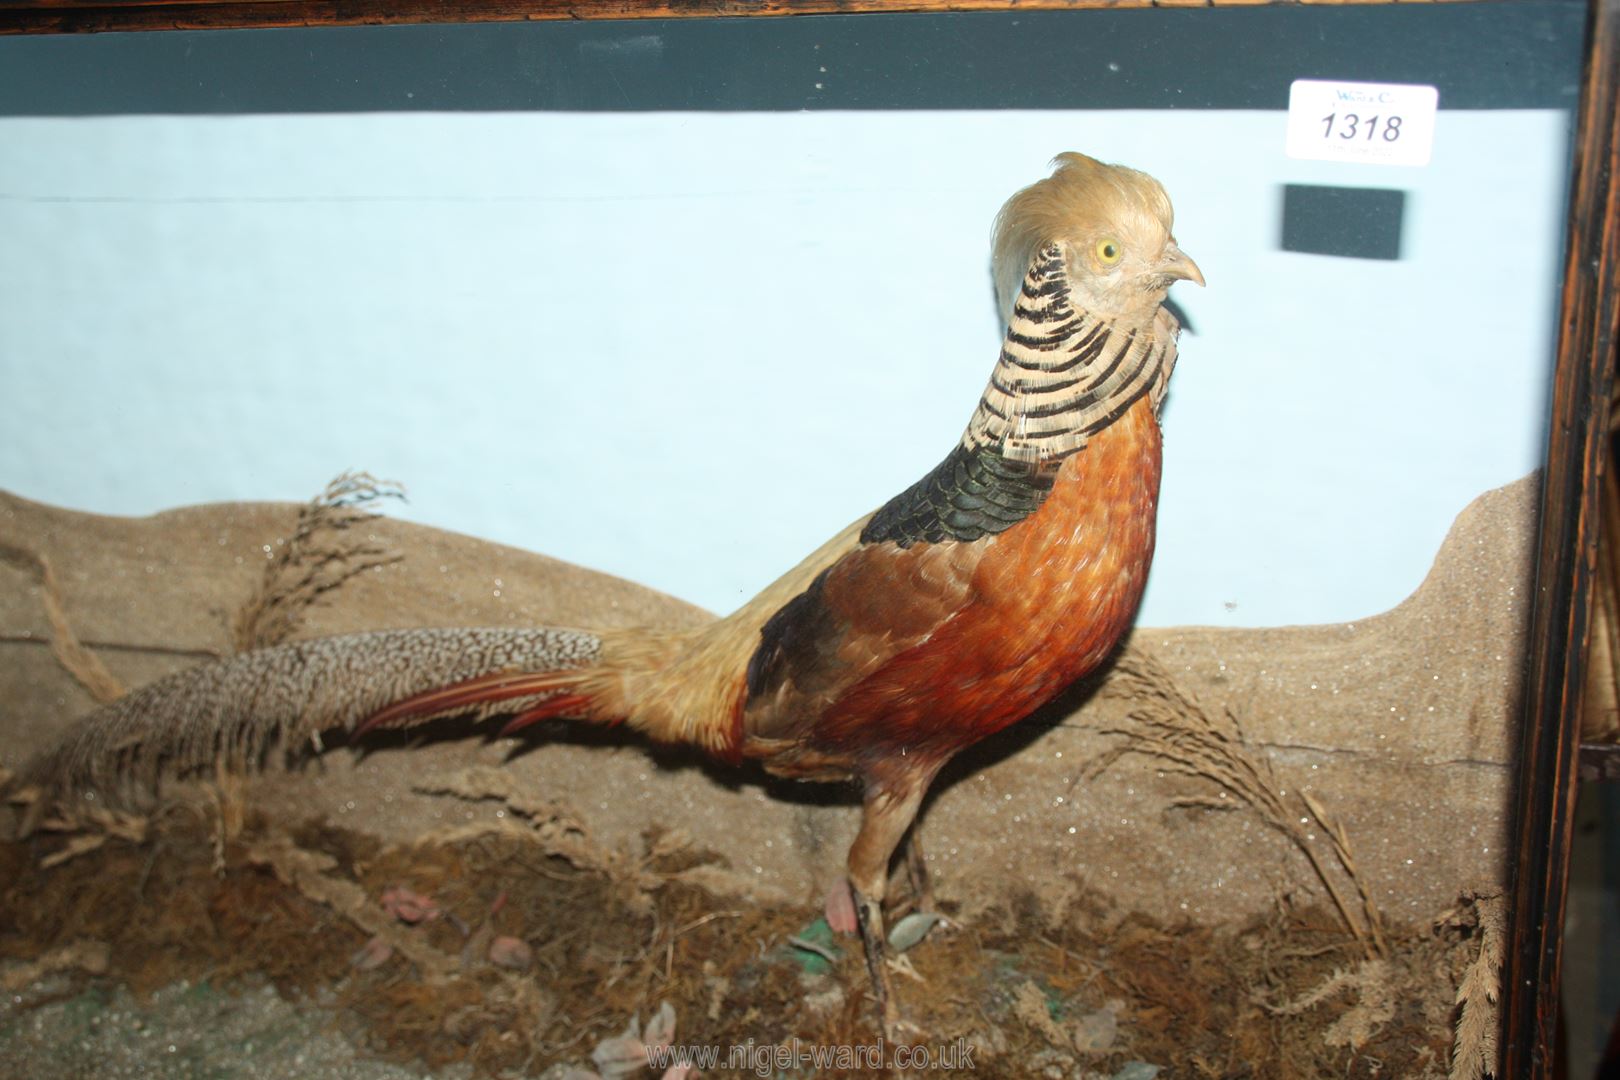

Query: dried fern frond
[1450,893,1504,1080]
[1258,959,1396,1049]
[231,471,406,653]
[30,806,149,868]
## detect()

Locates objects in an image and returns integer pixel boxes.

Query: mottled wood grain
[0,0,1475,36]
[1503,0,1620,1074]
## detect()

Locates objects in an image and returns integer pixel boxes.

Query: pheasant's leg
[901,826,936,914]
[851,883,899,1038]
[847,774,932,1041]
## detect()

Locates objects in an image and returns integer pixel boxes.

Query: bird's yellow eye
[1095,238,1124,266]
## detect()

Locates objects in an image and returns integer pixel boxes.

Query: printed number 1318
[1320,112,1404,142]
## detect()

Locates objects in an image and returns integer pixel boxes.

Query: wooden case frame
[0,2,1614,1076]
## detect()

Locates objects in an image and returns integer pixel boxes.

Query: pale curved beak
[1160,242,1205,287]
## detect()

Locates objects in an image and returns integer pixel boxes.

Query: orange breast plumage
[746,394,1162,778]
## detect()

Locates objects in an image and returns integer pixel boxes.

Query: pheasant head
[991,151,1204,327]
[967,152,1204,466]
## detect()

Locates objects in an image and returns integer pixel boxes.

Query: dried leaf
[488,935,532,971]
[1071,1003,1120,1054]
[380,885,441,924]
[887,911,943,953]
[1112,1064,1163,1080]
[591,1013,650,1080]
[351,935,394,971]
[642,1000,677,1051]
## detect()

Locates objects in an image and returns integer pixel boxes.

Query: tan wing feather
[591,513,876,754]
[741,538,983,746]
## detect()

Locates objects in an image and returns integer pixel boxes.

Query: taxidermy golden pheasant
[11,152,1201,1038]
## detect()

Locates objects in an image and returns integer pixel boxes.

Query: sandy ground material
[1,471,1532,926]
[0,803,1482,1079]
[1,977,453,1080]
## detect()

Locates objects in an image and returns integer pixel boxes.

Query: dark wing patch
[741,538,984,744]
[860,443,1055,548]
[745,566,840,707]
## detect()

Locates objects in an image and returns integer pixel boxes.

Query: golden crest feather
[991,152,1177,325]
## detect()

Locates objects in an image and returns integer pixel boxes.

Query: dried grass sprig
[1301,789,1389,958]
[1096,647,1388,960]
[231,471,406,653]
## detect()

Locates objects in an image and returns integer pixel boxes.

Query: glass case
[0,3,1613,1076]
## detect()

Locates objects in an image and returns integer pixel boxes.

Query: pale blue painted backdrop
[0,110,1565,625]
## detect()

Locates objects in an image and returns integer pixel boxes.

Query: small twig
[788,936,840,963]
[0,541,126,703]
[0,940,110,992]
[664,910,744,980]
[673,911,742,938]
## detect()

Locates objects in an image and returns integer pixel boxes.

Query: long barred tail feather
[9,626,599,823]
